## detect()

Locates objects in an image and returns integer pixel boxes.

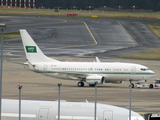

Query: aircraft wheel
[77,82,84,87]
[149,84,153,88]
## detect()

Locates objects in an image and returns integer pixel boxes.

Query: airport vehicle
[133,79,160,89]
[2,99,144,120]
[144,113,160,120]
[20,29,155,87]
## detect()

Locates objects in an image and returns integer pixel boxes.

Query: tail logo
[26,46,37,53]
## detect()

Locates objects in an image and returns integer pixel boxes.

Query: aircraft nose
[149,70,156,77]
[152,70,156,75]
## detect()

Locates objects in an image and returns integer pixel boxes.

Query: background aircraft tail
[19,29,60,63]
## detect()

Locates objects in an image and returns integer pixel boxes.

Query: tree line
[36,0,160,11]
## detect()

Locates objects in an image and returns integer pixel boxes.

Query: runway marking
[45,21,98,49]
[83,22,98,45]
[7,16,98,49]
[138,112,147,114]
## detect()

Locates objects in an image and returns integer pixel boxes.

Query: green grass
[115,48,160,60]
[0,31,20,40]
[0,7,160,19]
[147,23,160,38]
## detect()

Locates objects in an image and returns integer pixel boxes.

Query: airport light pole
[0,23,6,120]
[94,82,98,120]
[17,83,22,120]
[57,83,62,120]
[129,79,133,120]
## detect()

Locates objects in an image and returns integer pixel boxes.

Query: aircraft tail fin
[19,29,60,63]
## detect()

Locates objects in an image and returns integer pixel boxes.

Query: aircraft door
[38,108,49,120]
[103,110,113,120]
[43,65,47,74]
[131,66,136,80]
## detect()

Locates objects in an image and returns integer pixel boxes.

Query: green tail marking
[26,46,37,53]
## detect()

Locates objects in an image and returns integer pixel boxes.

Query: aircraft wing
[45,70,106,83]
[38,70,89,80]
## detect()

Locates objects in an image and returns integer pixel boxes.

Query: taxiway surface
[1,16,160,59]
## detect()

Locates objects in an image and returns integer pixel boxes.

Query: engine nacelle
[86,75,105,84]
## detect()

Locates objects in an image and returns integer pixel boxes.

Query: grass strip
[115,48,160,60]
[146,23,160,38]
[0,31,20,40]
[0,8,160,20]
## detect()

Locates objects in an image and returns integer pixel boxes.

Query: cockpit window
[141,68,149,71]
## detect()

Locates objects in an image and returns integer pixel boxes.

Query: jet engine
[86,75,105,84]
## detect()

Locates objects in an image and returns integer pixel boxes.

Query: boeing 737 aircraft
[2,99,144,120]
[20,29,155,87]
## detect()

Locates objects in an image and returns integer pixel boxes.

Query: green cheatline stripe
[33,70,155,75]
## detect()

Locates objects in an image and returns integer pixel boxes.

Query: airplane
[2,99,145,120]
[19,29,155,87]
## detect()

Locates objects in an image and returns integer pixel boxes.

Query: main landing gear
[77,82,84,87]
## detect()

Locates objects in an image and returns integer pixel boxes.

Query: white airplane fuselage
[2,99,144,120]
[31,61,155,82]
